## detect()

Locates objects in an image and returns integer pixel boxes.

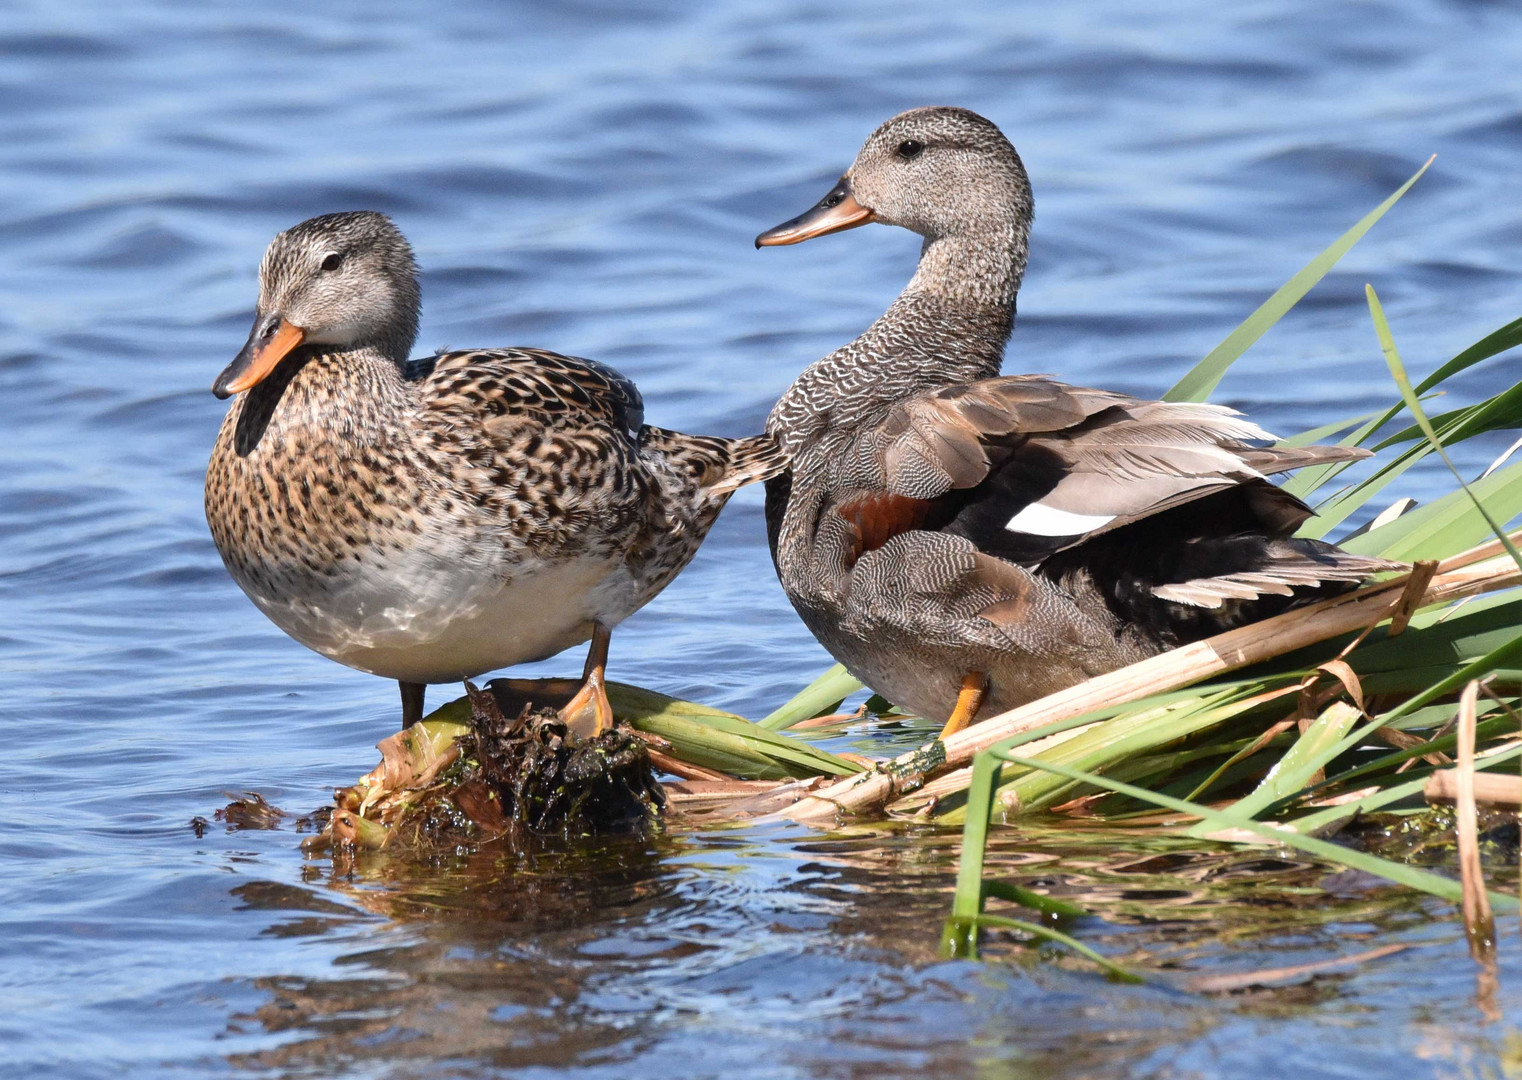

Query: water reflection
[201,818,1517,1076]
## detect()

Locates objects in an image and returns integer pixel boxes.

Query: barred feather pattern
[207,345,780,682]
[762,106,1398,726]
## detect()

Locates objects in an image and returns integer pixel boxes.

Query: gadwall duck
[756,107,1393,738]
[206,211,783,731]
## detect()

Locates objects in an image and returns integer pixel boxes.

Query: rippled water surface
[5,1,1522,1076]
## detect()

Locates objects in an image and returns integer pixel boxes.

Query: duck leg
[559,623,614,738]
[938,672,988,740]
[400,681,426,729]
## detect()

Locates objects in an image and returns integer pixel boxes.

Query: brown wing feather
[1239,443,1372,475]
[641,428,787,494]
[880,376,1109,498]
[868,374,1371,560]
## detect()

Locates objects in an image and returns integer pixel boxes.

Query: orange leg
[559,623,614,738]
[938,672,988,740]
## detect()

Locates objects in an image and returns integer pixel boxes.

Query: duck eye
[320,252,343,272]
[896,139,924,160]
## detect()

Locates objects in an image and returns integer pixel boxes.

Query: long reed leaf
[1340,460,1522,559]
[1164,157,1433,403]
[1368,284,1522,572]
[760,663,864,730]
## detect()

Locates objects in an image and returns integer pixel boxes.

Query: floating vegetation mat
[297,676,867,857]
[302,681,669,855]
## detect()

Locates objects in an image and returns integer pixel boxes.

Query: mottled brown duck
[206,211,783,731]
[756,107,1395,738]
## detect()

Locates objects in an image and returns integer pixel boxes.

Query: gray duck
[755,107,1394,738]
[206,211,783,731]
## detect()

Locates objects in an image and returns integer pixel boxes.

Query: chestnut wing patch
[835,491,939,565]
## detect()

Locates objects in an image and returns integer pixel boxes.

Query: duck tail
[639,428,789,496]
[1149,536,1405,609]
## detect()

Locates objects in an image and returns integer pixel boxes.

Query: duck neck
[372,319,419,373]
[231,346,413,457]
[769,223,1026,449]
[905,223,1026,313]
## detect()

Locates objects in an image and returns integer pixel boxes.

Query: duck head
[755,106,1032,249]
[213,211,422,399]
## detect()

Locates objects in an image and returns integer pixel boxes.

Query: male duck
[206,211,783,731]
[756,107,1393,738]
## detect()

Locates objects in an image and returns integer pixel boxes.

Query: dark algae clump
[457,681,666,836]
[303,681,665,856]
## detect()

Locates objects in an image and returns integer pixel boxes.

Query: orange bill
[755,176,875,247]
[212,317,306,399]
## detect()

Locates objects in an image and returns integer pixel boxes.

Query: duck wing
[834,375,1392,628]
[419,347,787,497]
[873,375,1347,550]
[422,347,645,441]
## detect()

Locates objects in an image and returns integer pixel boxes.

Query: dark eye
[896,139,924,160]
[320,252,343,272]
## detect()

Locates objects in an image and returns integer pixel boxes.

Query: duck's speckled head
[213,211,421,399]
[755,106,1032,247]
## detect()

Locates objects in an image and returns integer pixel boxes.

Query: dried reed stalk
[1424,770,1522,810]
[1455,680,1497,958]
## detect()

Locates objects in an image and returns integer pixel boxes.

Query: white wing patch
[1005,503,1115,537]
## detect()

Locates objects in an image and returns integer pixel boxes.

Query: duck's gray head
[213,211,421,399]
[755,107,1032,248]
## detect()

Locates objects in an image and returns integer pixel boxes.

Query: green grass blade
[1248,633,1522,819]
[1339,459,1522,560]
[1212,702,1362,827]
[605,683,864,779]
[1287,774,1432,834]
[1371,384,1522,452]
[1283,408,1423,506]
[982,880,1088,920]
[1298,709,1514,805]
[945,751,1001,959]
[1367,284,1522,572]
[1285,314,1522,503]
[1413,314,1522,395]
[1288,742,1522,834]
[949,913,1143,982]
[1164,156,1433,403]
[1297,438,1437,539]
[1279,408,1391,449]
[1280,409,1396,502]
[759,663,864,730]
[951,753,999,923]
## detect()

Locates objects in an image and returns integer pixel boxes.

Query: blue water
[3,1,1522,1076]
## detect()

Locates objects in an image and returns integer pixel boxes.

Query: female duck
[756,107,1392,738]
[206,212,782,730]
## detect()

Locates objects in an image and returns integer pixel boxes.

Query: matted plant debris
[457,681,665,835]
[216,792,286,831]
[303,681,667,856]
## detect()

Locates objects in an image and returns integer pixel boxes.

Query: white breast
[239,546,644,684]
